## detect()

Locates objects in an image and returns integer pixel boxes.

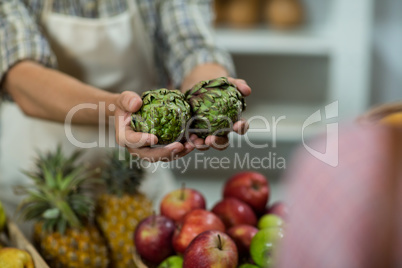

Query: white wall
[370,0,402,105]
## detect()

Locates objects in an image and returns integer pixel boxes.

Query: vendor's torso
[0,0,166,208]
[41,0,157,92]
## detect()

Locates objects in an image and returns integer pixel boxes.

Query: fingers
[170,138,197,161]
[190,134,210,151]
[116,126,158,148]
[114,101,159,148]
[233,118,249,135]
[114,106,158,147]
[126,137,198,163]
[189,118,249,152]
[127,142,186,162]
[123,126,158,148]
[228,77,252,96]
[205,135,230,151]
[116,91,143,113]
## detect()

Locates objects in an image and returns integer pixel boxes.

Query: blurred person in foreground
[277,105,402,268]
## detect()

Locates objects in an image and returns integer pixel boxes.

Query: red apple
[211,198,257,229]
[227,224,258,258]
[223,172,269,215]
[134,215,175,264]
[160,185,206,222]
[172,209,225,254]
[183,230,238,268]
[265,201,289,220]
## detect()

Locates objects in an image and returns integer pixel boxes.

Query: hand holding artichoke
[130,78,246,146]
[185,77,246,138]
[131,89,191,145]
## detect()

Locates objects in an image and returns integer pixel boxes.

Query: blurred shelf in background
[215,26,331,56]
[231,103,325,142]
[214,0,374,119]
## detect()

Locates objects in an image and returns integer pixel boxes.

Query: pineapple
[19,146,109,268]
[96,149,153,268]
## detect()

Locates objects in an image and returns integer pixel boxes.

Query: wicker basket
[132,248,150,268]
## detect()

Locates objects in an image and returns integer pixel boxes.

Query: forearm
[180,63,229,92]
[3,61,119,124]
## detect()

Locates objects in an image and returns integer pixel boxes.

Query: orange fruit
[380,112,402,126]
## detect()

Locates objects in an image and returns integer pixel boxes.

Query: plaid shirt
[0,0,234,89]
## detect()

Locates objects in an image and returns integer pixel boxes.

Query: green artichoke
[131,89,191,145]
[185,77,246,138]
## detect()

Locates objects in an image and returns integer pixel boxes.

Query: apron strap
[127,0,138,13]
[41,0,53,22]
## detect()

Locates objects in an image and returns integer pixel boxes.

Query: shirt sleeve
[0,0,56,88]
[158,0,235,88]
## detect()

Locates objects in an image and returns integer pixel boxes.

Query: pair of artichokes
[130,77,246,145]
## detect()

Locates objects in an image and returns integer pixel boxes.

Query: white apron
[0,0,176,232]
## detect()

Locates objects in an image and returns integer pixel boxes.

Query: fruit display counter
[2,152,288,268]
[3,141,288,268]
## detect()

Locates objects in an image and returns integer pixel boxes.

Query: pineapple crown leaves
[18,146,100,234]
[101,149,144,197]
[26,145,83,185]
[131,88,191,144]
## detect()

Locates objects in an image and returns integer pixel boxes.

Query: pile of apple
[134,171,288,268]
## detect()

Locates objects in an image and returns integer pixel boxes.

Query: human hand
[114,91,196,162]
[189,77,252,151]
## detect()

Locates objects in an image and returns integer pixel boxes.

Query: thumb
[117,91,143,113]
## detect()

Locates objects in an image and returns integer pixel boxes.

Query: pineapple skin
[34,223,109,268]
[96,193,152,268]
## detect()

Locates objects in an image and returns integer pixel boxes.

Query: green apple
[257,214,284,230]
[158,255,183,268]
[250,228,284,268]
[238,264,259,268]
[0,202,6,232]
